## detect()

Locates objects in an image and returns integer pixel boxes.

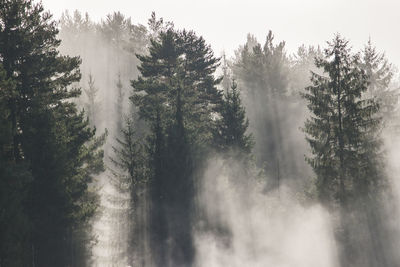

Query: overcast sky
[42,0,400,70]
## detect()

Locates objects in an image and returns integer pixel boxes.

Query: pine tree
[360,39,397,128]
[110,115,148,265]
[114,73,125,133]
[303,34,382,204]
[216,79,253,156]
[111,118,147,193]
[221,53,232,93]
[303,34,387,266]
[0,1,105,265]
[131,25,222,266]
[0,63,32,266]
[83,73,100,127]
[233,31,294,186]
[291,45,323,91]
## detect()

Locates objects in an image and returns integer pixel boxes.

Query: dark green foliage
[110,116,148,264]
[303,34,389,267]
[216,79,253,156]
[303,35,383,204]
[111,117,148,193]
[0,1,105,265]
[58,11,151,263]
[132,29,222,131]
[131,23,222,266]
[0,63,32,266]
[3,2,399,266]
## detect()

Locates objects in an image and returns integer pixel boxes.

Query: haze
[2,1,400,266]
[42,0,400,68]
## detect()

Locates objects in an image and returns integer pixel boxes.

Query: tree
[110,116,148,265]
[303,35,382,204]
[100,11,130,47]
[291,45,323,91]
[360,39,398,128]
[216,79,253,156]
[0,63,33,266]
[131,25,222,266]
[114,73,125,133]
[233,31,294,184]
[303,34,387,267]
[83,73,100,127]
[0,1,105,265]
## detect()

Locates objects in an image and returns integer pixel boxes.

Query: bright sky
[42,0,400,69]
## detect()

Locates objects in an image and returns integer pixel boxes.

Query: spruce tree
[131,25,222,266]
[216,79,253,156]
[83,73,100,127]
[360,39,397,128]
[111,118,147,193]
[0,1,105,265]
[110,116,148,265]
[303,34,386,266]
[303,35,382,204]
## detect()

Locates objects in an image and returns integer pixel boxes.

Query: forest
[1,0,400,266]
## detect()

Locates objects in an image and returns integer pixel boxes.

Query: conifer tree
[0,63,33,266]
[216,79,253,156]
[360,39,397,127]
[0,1,105,265]
[131,24,222,266]
[303,35,382,204]
[83,73,100,127]
[110,115,148,265]
[233,31,294,186]
[303,34,387,266]
[111,118,147,193]
[115,73,125,133]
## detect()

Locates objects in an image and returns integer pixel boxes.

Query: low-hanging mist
[194,157,338,267]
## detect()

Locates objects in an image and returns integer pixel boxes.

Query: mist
[194,157,338,267]
[56,10,400,267]
[2,1,400,267]
[55,10,400,267]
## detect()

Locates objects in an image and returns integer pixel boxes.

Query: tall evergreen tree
[0,63,33,266]
[114,73,125,133]
[233,31,296,187]
[131,25,222,266]
[216,79,253,156]
[0,1,105,265]
[83,73,100,127]
[110,116,148,265]
[220,53,232,93]
[303,34,387,267]
[360,39,397,128]
[303,35,382,205]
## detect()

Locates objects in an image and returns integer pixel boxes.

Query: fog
[194,158,338,267]
[6,0,400,266]
[55,8,400,267]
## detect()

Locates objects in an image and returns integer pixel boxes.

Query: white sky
[42,0,400,69]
